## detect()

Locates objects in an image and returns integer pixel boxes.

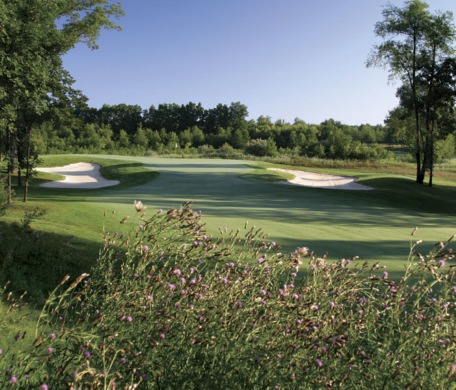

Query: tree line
[34,101,394,160]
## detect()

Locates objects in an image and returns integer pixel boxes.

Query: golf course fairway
[6,154,456,281]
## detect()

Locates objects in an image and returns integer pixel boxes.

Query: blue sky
[62,0,456,126]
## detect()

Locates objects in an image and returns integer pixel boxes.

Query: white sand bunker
[36,163,120,189]
[268,168,373,190]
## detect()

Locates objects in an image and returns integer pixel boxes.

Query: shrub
[0,203,455,389]
[245,138,278,157]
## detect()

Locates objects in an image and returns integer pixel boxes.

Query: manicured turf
[3,155,456,281]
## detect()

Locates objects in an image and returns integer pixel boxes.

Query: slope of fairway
[6,155,456,281]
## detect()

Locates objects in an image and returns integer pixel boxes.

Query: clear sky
[61,0,456,126]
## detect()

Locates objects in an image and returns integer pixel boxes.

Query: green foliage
[0,203,455,389]
[20,207,47,229]
[245,138,278,157]
[435,133,456,163]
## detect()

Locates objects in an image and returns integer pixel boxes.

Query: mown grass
[3,154,455,280]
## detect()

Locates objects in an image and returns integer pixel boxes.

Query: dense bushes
[0,202,455,389]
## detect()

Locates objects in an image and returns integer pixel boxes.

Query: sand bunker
[36,163,120,189]
[268,168,373,190]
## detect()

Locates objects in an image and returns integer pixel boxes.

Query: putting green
[21,154,453,280]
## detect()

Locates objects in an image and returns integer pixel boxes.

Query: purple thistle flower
[85,352,91,358]
[316,359,323,367]
[237,301,242,308]
[41,385,49,390]
[439,260,446,267]
[48,348,53,354]
[383,271,388,278]
[223,278,228,284]
[160,333,166,339]
[173,269,182,275]
[127,316,133,322]
[121,358,127,364]
[11,377,17,383]
[50,333,56,339]
[258,257,264,264]
[144,246,149,251]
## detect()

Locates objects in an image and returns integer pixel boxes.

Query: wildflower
[277,354,282,359]
[237,301,243,308]
[42,385,49,390]
[260,289,267,296]
[11,377,17,383]
[173,269,182,275]
[383,271,389,278]
[160,334,166,339]
[139,225,143,229]
[50,333,56,339]
[258,257,264,264]
[293,294,299,300]
[127,316,133,322]
[180,277,186,284]
[159,209,163,213]
[134,200,146,212]
[223,278,228,284]
[121,358,127,364]
[330,301,335,308]
[144,246,149,251]
[316,359,323,367]
[48,348,53,354]
[439,260,446,267]
[85,352,91,358]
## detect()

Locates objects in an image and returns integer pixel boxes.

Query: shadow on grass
[0,221,100,301]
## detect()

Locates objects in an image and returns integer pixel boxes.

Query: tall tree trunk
[426,45,437,188]
[412,32,424,184]
[17,146,22,187]
[0,128,3,181]
[6,127,12,204]
[24,123,33,202]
